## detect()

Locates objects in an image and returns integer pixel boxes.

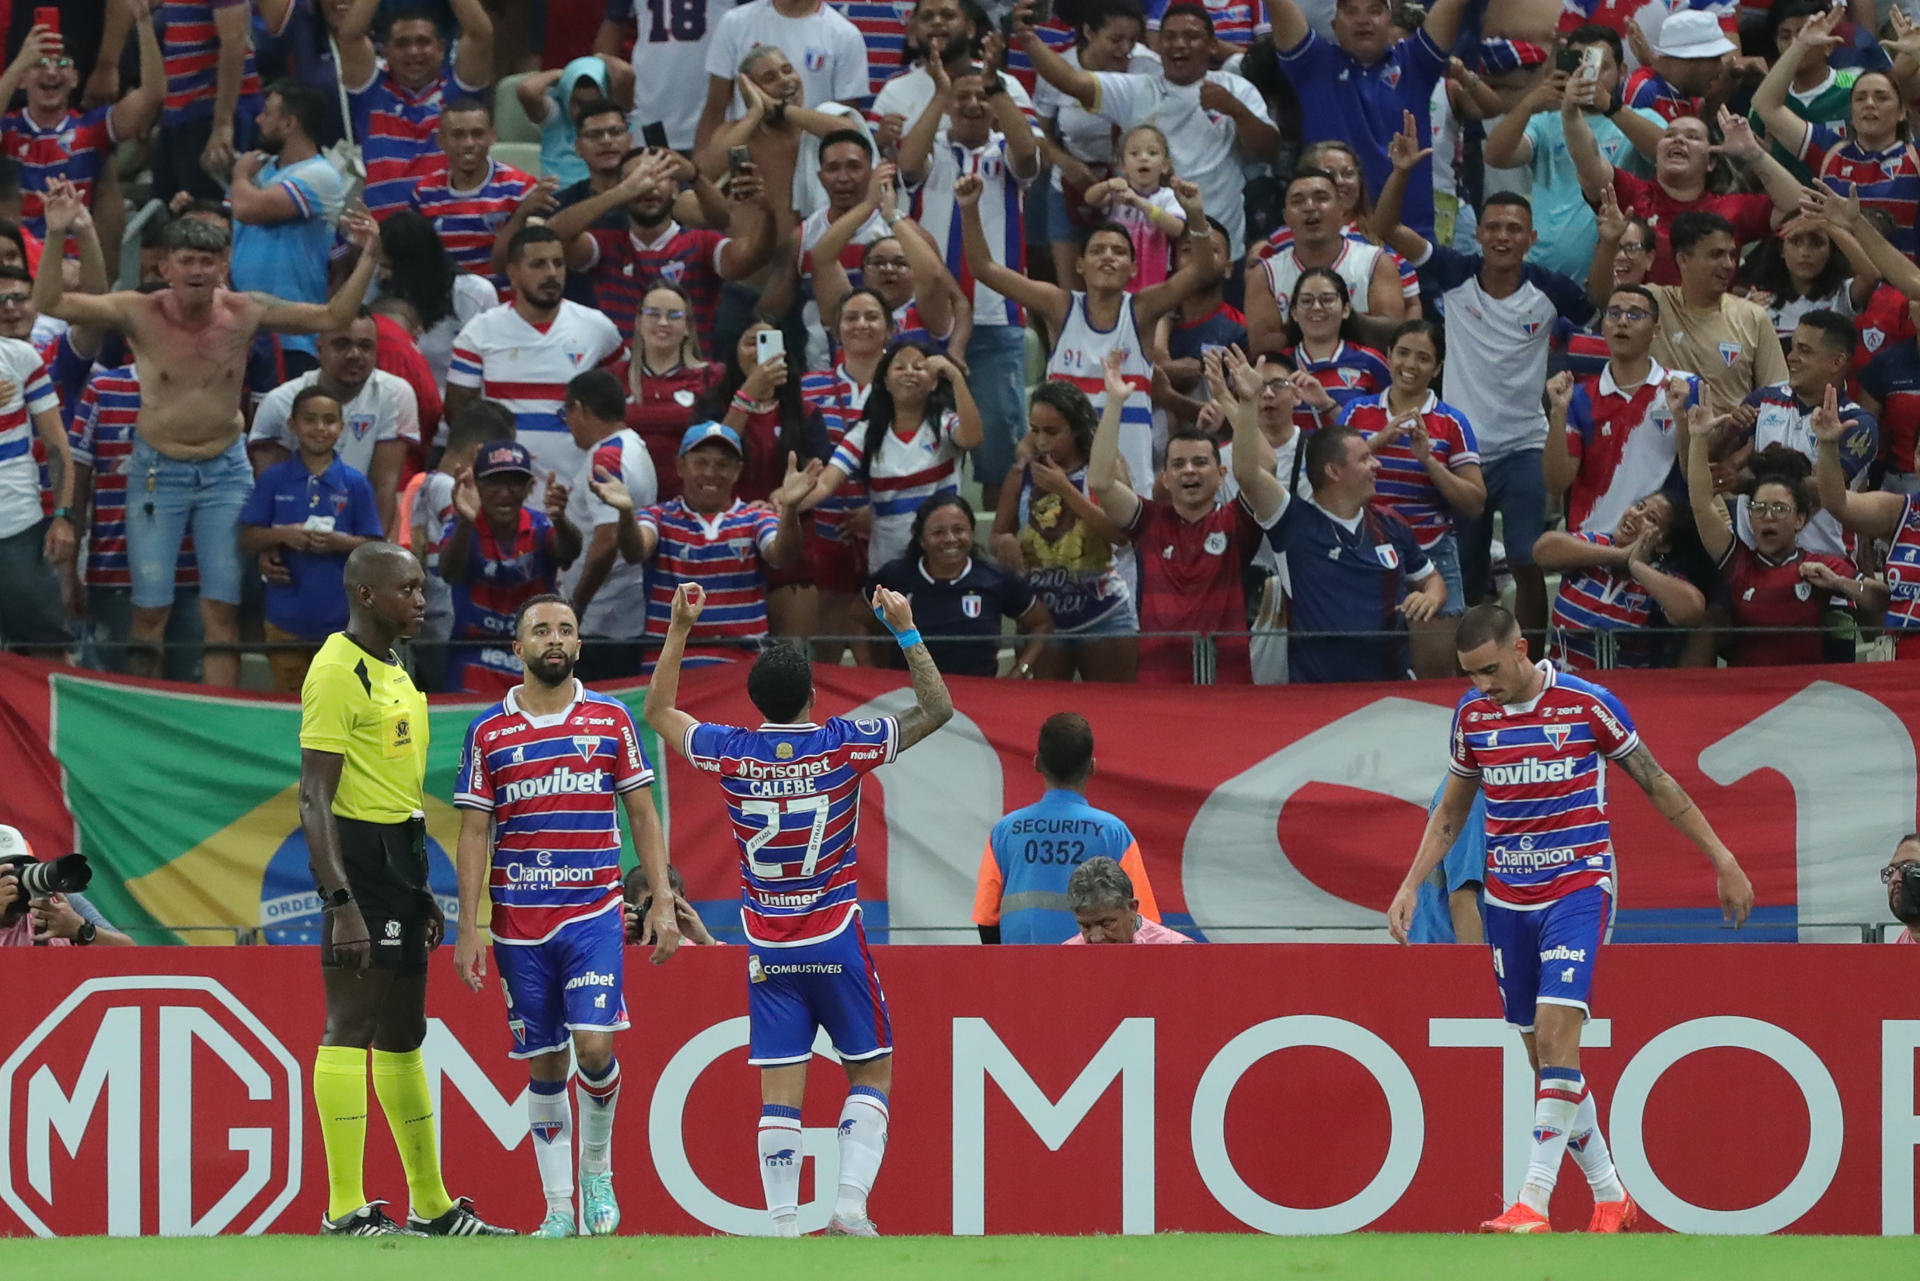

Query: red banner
[4,946,1919,1237]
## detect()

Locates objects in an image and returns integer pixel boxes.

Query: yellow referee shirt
[299,632,430,824]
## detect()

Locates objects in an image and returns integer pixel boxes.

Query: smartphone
[728,145,752,174]
[1578,44,1604,82]
[756,328,785,365]
[33,7,59,34]
[1553,44,1580,74]
[640,121,669,149]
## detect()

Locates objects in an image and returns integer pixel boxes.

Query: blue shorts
[746,917,892,1067]
[492,908,629,1059]
[125,436,251,607]
[1484,884,1613,1032]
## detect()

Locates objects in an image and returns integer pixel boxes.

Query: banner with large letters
[0,656,1915,942]
[4,946,1919,1237]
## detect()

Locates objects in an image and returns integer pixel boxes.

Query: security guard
[299,541,512,1238]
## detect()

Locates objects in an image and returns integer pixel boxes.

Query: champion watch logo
[1543,723,1572,750]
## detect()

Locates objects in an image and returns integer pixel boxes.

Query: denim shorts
[1424,530,1466,618]
[125,436,251,607]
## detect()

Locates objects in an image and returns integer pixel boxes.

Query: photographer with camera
[1886,834,1920,945]
[0,826,130,947]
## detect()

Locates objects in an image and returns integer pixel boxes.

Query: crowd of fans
[4,0,1920,690]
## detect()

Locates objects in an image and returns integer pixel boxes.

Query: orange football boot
[1588,1192,1638,1234]
[1479,1202,1552,1233]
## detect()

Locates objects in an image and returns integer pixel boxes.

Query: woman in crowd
[991,381,1137,682]
[800,338,981,573]
[626,283,723,502]
[800,288,890,661]
[812,164,961,352]
[1535,492,1709,672]
[1283,268,1391,436]
[1740,213,1880,344]
[376,210,498,390]
[1323,320,1484,677]
[1684,418,1877,666]
[867,493,1055,677]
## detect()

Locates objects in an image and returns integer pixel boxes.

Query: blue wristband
[895,629,923,650]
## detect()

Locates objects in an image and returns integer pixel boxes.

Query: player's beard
[529,650,576,687]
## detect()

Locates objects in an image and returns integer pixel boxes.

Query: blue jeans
[1458,448,1547,604]
[0,520,70,646]
[1425,530,1466,618]
[125,436,251,607]
[964,323,1030,491]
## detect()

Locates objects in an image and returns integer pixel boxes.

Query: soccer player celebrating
[645,582,953,1237]
[452,595,682,1237]
[299,542,512,1237]
[1387,603,1753,1234]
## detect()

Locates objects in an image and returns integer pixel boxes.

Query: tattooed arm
[1388,771,1482,943]
[1617,744,1753,926]
[872,585,954,752]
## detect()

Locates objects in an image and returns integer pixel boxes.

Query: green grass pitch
[7,1234,1911,1281]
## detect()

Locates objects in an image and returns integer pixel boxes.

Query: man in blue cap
[594,420,820,669]
[973,712,1166,944]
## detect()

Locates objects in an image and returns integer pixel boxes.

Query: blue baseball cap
[473,441,534,479]
[679,420,743,457]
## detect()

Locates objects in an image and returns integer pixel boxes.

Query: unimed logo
[0,977,302,1237]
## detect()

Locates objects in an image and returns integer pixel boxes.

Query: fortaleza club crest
[1543,723,1572,750]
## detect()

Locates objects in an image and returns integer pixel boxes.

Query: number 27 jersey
[1449,661,1640,909]
[684,715,900,947]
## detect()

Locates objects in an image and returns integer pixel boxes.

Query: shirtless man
[34,178,380,686]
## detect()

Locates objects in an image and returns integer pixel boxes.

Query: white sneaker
[825,1213,879,1237]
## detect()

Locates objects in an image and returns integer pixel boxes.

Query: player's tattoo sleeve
[894,642,954,751]
[1621,744,1695,822]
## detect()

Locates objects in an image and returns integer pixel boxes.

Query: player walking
[300,542,512,1237]
[1387,603,1753,1234]
[645,581,954,1237]
[453,595,682,1237]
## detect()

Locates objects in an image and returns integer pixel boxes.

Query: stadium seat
[494,73,543,146]
[1024,324,1044,386]
[490,141,544,177]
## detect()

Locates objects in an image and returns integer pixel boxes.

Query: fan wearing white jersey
[959,171,1214,489]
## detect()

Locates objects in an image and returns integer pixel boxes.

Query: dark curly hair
[747,642,815,723]
[1026,380,1100,466]
[856,339,957,478]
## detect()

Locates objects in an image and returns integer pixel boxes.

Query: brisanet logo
[1,977,302,1236]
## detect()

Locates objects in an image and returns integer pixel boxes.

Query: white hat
[1656,11,1735,59]
[0,825,33,861]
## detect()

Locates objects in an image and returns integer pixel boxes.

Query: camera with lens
[1,852,92,900]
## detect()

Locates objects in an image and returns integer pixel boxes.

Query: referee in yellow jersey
[299,542,513,1238]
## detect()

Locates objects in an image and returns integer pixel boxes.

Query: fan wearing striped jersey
[453,595,682,1238]
[1388,603,1752,1235]
[646,581,954,1237]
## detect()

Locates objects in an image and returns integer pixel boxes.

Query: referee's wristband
[894,628,923,650]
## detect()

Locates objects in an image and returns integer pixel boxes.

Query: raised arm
[1587,183,1626,306]
[1542,371,1578,497]
[764,452,824,569]
[715,164,777,280]
[958,174,1070,333]
[1812,383,1906,540]
[201,0,252,178]
[1560,78,1615,206]
[516,69,565,126]
[1682,404,1733,564]
[930,354,984,450]
[108,0,165,143]
[871,586,955,751]
[1084,352,1141,527]
[0,26,56,117]
[1715,106,1809,220]
[255,211,378,334]
[448,0,497,90]
[33,184,133,330]
[333,0,380,90]
[1751,7,1841,161]
[899,51,953,188]
[642,582,706,753]
[888,189,960,341]
[1616,743,1752,925]
[813,166,886,327]
[1012,1,1096,108]
[1484,72,1564,170]
[1802,180,1920,300]
[1224,348,1286,523]
[987,68,1040,181]
[1266,0,1312,52]
[1370,111,1434,265]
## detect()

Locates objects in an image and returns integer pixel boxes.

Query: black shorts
[315,815,433,974]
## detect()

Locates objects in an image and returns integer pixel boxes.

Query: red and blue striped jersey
[448,300,628,484]
[1886,493,1920,633]
[1342,390,1479,548]
[1559,0,1735,33]
[1551,318,1611,380]
[683,714,900,946]
[2,108,115,241]
[1002,19,1076,95]
[586,222,728,344]
[1449,661,1640,908]
[0,338,56,541]
[350,61,484,219]
[455,682,653,945]
[636,497,780,646]
[160,0,261,124]
[1800,128,1920,260]
[825,0,906,101]
[1290,340,1389,434]
[1546,531,1663,672]
[409,159,539,279]
[1145,0,1270,47]
[1621,67,1699,125]
[70,363,198,590]
[800,365,871,541]
[444,508,562,691]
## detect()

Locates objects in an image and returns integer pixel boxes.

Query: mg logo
[0,976,302,1237]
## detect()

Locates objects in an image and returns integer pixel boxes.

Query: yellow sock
[312,1046,369,1221]
[371,1048,454,1221]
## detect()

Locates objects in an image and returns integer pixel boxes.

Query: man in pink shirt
[1062,857,1194,945]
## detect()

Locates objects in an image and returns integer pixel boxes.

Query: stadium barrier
[3,944,1918,1237]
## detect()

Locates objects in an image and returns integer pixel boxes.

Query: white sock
[833,1086,890,1221]
[576,1059,621,1177]
[758,1105,803,1233]
[1568,1087,1625,1202]
[528,1078,574,1217]
[1520,1067,1583,1215]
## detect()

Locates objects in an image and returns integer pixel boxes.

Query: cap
[473,441,534,479]
[1655,11,1735,60]
[678,420,744,457]
[1477,38,1546,75]
[0,824,35,863]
